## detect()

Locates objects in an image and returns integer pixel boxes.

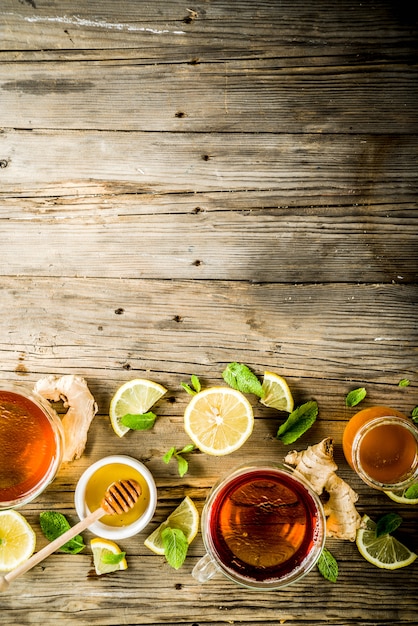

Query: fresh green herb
[376,513,403,538]
[163,444,195,477]
[411,406,418,423]
[120,411,157,430]
[161,527,189,569]
[39,511,85,554]
[398,379,410,387]
[404,483,418,499]
[317,547,338,582]
[101,551,126,565]
[345,387,367,407]
[222,362,264,398]
[277,400,318,444]
[181,375,201,396]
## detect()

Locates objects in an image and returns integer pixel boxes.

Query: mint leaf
[191,375,201,393]
[161,527,188,569]
[404,483,418,499]
[345,387,366,407]
[411,406,418,423]
[376,513,403,537]
[277,400,318,444]
[398,379,410,387]
[40,511,85,554]
[121,412,156,430]
[162,447,176,464]
[176,455,189,478]
[222,362,264,397]
[102,551,126,565]
[317,547,338,582]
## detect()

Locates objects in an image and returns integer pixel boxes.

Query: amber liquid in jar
[0,390,59,503]
[343,406,418,486]
[207,469,321,583]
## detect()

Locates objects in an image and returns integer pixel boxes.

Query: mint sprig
[161,527,189,569]
[317,547,338,582]
[39,511,85,554]
[398,378,410,387]
[181,375,201,396]
[163,444,195,477]
[222,362,264,398]
[121,411,157,430]
[411,406,418,424]
[277,400,318,444]
[345,387,366,407]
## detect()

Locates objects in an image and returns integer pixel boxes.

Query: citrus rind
[109,378,167,437]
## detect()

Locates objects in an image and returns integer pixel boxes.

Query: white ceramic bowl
[74,455,157,540]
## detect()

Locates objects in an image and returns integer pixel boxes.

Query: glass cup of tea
[342,406,418,491]
[0,383,64,509]
[192,462,325,590]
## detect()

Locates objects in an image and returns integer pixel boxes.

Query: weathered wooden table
[1,1,417,624]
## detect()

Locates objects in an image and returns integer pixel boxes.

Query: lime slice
[144,496,199,556]
[356,515,417,570]
[260,371,294,412]
[90,538,128,575]
[384,486,418,505]
[0,510,36,572]
[109,378,167,437]
[183,386,254,456]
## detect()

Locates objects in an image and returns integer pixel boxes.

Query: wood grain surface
[0,1,417,624]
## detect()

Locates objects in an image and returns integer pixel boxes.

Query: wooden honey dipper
[0,479,142,592]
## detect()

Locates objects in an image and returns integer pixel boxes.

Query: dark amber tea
[0,388,63,508]
[198,465,325,589]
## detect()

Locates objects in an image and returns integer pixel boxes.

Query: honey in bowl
[84,463,151,527]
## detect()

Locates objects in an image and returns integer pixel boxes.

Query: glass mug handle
[192,553,220,583]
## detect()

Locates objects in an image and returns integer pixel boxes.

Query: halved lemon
[0,510,36,572]
[356,515,417,570]
[109,378,167,437]
[144,496,199,555]
[183,386,254,456]
[260,371,294,412]
[90,537,128,575]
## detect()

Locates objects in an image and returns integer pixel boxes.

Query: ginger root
[323,473,362,541]
[284,437,337,495]
[34,374,98,462]
[285,437,362,541]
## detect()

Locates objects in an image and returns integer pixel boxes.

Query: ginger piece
[324,473,362,541]
[284,437,338,495]
[34,374,98,462]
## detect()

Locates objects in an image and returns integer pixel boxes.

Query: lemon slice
[260,371,294,412]
[0,510,36,572]
[356,515,417,570]
[384,487,418,505]
[183,386,254,456]
[109,378,167,437]
[144,496,199,556]
[90,538,128,575]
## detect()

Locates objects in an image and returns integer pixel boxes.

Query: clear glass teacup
[0,383,64,509]
[192,462,325,590]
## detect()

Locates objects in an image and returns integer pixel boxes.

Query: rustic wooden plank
[1,130,417,200]
[1,278,416,385]
[2,60,417,133]
[1,199,417,283]
[1,0,417,64]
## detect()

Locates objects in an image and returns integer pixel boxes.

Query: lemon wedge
[144,496,199,556]
[90,537,128,575]
[356,515,417,570]
[109,378,167,437]
[0,510,36,572]
[260,371,294,412]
